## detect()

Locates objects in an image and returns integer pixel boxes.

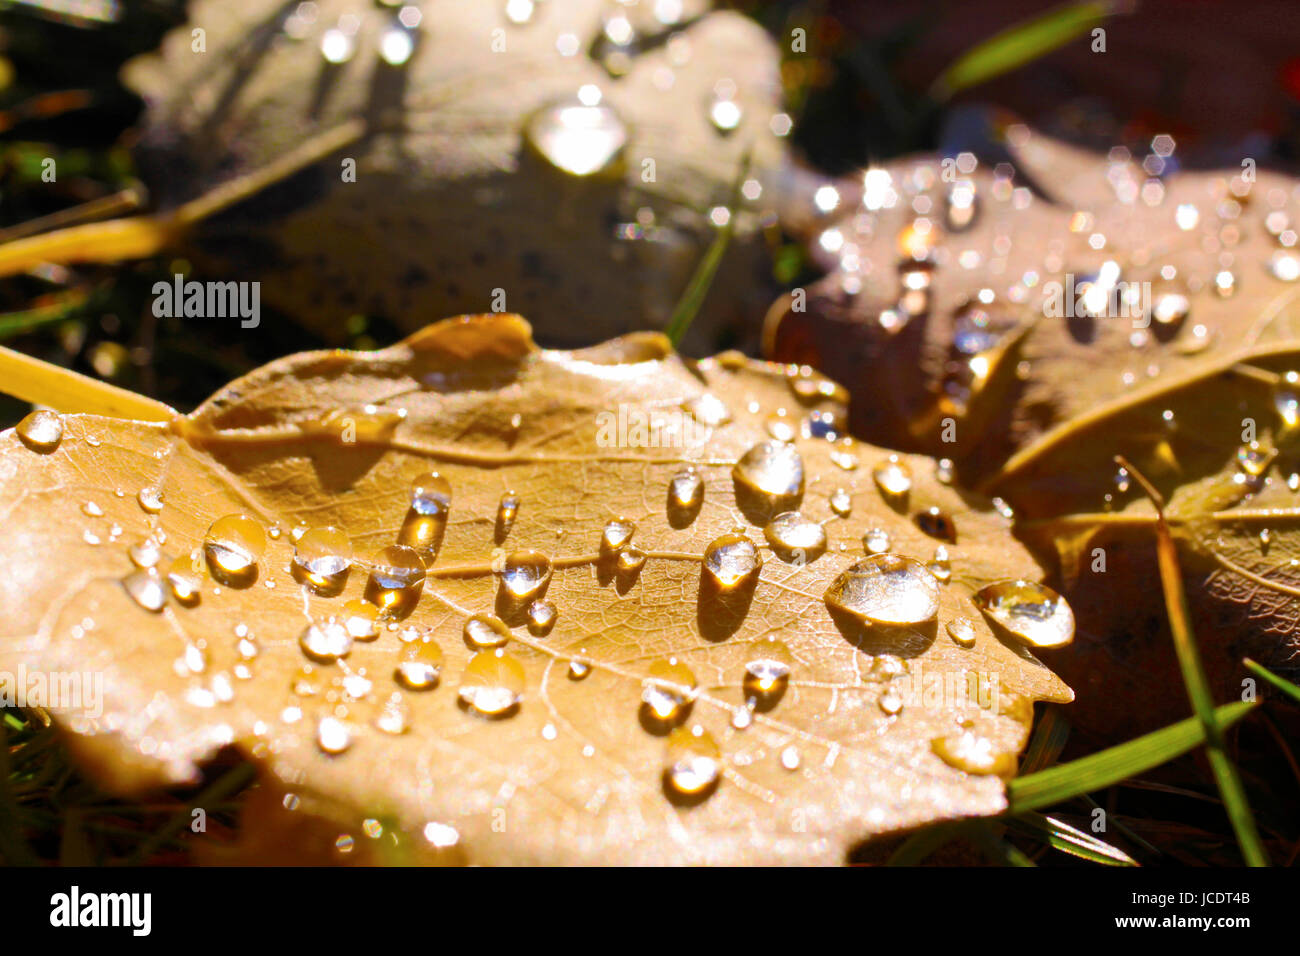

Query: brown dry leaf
[765,123,1300,735]
[119,0,787,352]
[0,314,1069,865]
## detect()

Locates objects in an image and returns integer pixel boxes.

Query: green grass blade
[884,820,967,865]
[930,1,1115,101]
[1019,704,1070,774]
[969,823,1036,866]
[123,761,256,865]
[0,716,40,865]
[1006,811,1136,866]
[1244,658,1300,705]
[1007,700,1256,813]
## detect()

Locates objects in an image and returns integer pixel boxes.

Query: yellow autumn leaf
[0,314,1071,864]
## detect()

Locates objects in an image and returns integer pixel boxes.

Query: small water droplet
[410,471,452,516]
[317,716,352,755]
[668,466,704,523]
[366,544,426,613]
[499,550,552,602]
[927,545,952,583]
[128,538,163,569]
[862,528,891,554]
[829,488,852,517]
[496,491,520,537]
[567,658,591,680]
[1268,250,1300,283]
[824,554,940,626]
[601,516,636,554]
[204,514,266,584]
[763,511,826,563]
[664,726,720,798]
[463,613,512,650]
[166,555,203,606]
[340,599,380,641]
[743,637,792,707]
[617,546,648,575]
[878,687,904,715]
[374,694,410,735]
[702,533,762,588]
[682,393,732,427]
[526,599,557,636]
[15,409,63,452]
[81,501,104,517]
[947,617,977,647]
[915,507,957,542]
[935,458,955,485]
[299,619,353,663]
[1151,292,1190,327]
[122,568,166,612]
[872,455,912,507]
[931,730,1013,775]
[972,580,1075,648]
[779,744,801,771]
[292,526,353,591]
[137,487,163,513]
[643,657,696,725]
[1236,441,1270,478]
[459,650,525,716]
[396,639,444,690]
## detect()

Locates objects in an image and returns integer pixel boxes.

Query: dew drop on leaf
[743,637,793,707]
[915,506,957,542]
[664,726,721,799]
[930,730,1013,776]
[525,98,628,177]
[15,409,63,452]
[499,550,552,601]
[410,471,452,516]
[702,533,762,588]
[122,567,166,613]
[463,613,512,650]
[299,619,353,663]
[317,716,352,755]
[293,526,353,591]
[203,514,266,583]
[862,527,891,555]
[763,511,826,562]
[526,599,557,636]
[972,580,1075,648]
[872,455,912,507]
[733,440,804,512]
[947,617,977,648]
[459,650,525,717]
[829,487,851,517]
[600,517,636,554]
[395,639,444,690]
[643,657,696,724]
[823,554,940,626]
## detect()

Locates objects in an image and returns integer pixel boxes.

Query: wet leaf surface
[0,313,1069,864]
[766,123,1300,735]
[123,0,788,352]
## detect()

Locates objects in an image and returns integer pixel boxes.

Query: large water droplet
[931,730,1013,776]
[664,726,721,800]
[203,514,266,584]
[499,550,552,602]
[15,409,63,452]
[947,616,976,647]
[862,528,891,554]
[702,533,762,589]
[459,650,525,717]
[366,544,426,614]
[293,526,353,592]
[763,511,826,563]
[829,488,852,517]
[972,580,1075,648]
[526,99,627,177]
[601,517,636,555]
[824,554,940,626]
[463,613,512,650]
[915,507,957,542]
[396,639,444,690]
[340,599,380,641]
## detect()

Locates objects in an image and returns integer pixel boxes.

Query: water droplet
[374,694,410,735]
[668,466,704,523]
[410,471,452,516]
[1114,465,1132,494]
[81,501,104,517]
[366,544,426,613]
[499,550,552,602]
[935,458,955,485]
[340,599,380,641]
[617,546,648,575]
[862,528,891,554]
[763,511,826,563]
[945,180,978,231]
[664,726,720,799]
[1236,442,1270,478]
[824,554,940,626]
[872,455,912,507]
[682,393,732,427]
[1275,375,1300,431]
[526,599,557,636]
[643,658,696,725]
[166,555,203,606]
[947,617,977,647]
[702,533,762,588]
[317,716,352,755]
[927,545,952,583]
[459,650,525,717]
[396,639,444,690]
[137,487,163,513]
[972,580,1075,648]
[567,658,591,680]
[1214,270,1237,297]
[299,619,353,662]
[1151,292,1190,327]
[292,526,353,591]
[708,91,743,133]
[463,613,512,650]
[733,441,804,513]
[931,731,1013,775]
[203,514,266,584]
[15,409,63,452]
[878,687,904,715]
[780,745,801,771]
[496,491,520,537]
[122,568,166,612]
[128,538,163,569]
[915,507,957,542]
[525,98,628,177]
[743,637,792,707]
[601,517,636,555]
[829,488,852,517]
